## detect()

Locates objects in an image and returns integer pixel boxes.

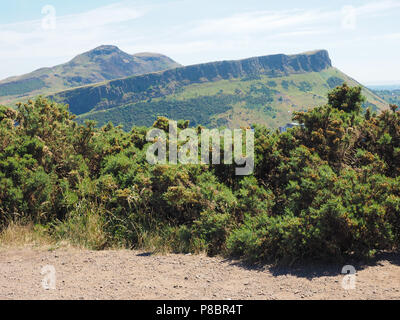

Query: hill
[49,50,388,130]
[0,45,181,105]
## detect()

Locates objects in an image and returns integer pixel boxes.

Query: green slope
[76,67,388,129]
[0,45,181,106]
[48,49,388,130]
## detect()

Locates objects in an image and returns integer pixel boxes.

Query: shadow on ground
[136,252,153,257]
[223,251,400,280]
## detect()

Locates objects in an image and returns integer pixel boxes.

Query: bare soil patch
[0,247,399,300]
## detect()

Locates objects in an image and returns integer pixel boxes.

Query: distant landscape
[0,46,389,131]
[373,89,400,107]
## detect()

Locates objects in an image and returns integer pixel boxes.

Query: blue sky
[1,0,399,84]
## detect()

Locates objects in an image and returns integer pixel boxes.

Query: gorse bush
[0,84,400,263]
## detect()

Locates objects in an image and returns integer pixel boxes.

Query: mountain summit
[0,45,181,105]
[68,45,181,82]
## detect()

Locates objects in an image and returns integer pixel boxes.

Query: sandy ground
[0,247,399,300]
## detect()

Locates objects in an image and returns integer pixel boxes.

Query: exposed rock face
[52,50,332,115]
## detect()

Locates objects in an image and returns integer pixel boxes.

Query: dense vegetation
[1,83,399,263]
[77,86,278,129]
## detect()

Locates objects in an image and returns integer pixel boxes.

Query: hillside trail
[0,247,399,300]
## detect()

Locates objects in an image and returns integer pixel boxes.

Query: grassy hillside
[0,45,181,106]
[76,67,388,130]
[46,50,387,130]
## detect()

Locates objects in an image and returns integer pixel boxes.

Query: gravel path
[0,247,399,300]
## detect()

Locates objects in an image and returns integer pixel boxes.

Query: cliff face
[51,50,332,115]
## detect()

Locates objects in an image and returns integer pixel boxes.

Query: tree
[328,83,365,114]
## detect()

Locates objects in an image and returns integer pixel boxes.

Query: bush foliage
[1,83,399,263]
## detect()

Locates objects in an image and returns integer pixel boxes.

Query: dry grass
[53,209,110,250]
[0,221,55,248]
[0,217,113,251]
[0,202,115,250]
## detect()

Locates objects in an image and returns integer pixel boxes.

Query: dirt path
[0,247,399,300]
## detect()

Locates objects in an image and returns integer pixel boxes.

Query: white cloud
[56,3,145,31]
[187,9,334,37]
[356,0,400,15]
[0,2,148,60]
[269,29,331,38]
[183,0,400,38]
[372,32,400,40]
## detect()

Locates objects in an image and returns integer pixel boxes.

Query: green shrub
[193,210,233,256]
[1,83,400,263]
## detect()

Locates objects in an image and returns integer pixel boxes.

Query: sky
[0,0,399,85]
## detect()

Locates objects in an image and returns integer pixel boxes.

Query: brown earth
[0,247,399,300]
